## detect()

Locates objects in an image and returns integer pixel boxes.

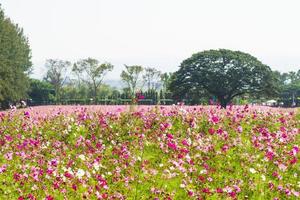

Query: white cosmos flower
[31,185,38,191]
[261,174,266,181]
[67,168,74,175]
[86,171,91,178]
[94,163,100,171]
[76,169,85,178]
[78,154,86,161]
[278,164,287,172]
[249,168,256,174]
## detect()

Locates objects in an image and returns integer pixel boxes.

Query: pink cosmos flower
[45,196,54,200]
[211,116,219,124]
[167,142,177,151]
[180,148,189,154]
[268,182,274,190]
[221,144,229,152]
[13,173,21,181]
[229,191,236,198]
[101,193,108,199]
[233,185,241,193]
[290,157,297,165]
[53,181,60,189]
[265,151,274,161]
[4,152,13,160]
[160,123,171,131]
[198,175,205,183]
[50,159,58,167]
[202,188,210,194]
[64,171,73,179]
[178,154,184,159]
[278,164,287,171]
[237,126,243,133]
[96,175,108,189]
[217,128,223,135]
[207,177,213,182]
[292,190,299,197]
[28,194,36,200]
[4,135,13,142]
[72,184,77,191]
[292,145,299,156]
[166,133,173,139]
[285,189,291,196]
[216,188,223,193]
[272,171,279,178]
[278,117,286,124]
[24,111,30,117]
[182,139,189,146]
[208,128,215,135]
[188,190,194,196]
[0,164,7,173]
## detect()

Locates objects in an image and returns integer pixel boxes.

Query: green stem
[134,143,145,200]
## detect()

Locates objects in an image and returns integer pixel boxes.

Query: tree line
[19,55,300,109]
[0,5,299,109]
[29,58,173,106]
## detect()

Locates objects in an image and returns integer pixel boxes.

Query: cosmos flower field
[0,105,299,200]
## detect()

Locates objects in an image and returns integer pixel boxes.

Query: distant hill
[103,79,125,90]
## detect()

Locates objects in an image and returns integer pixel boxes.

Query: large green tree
[160,72,173,103]
[73,58,113,101]
[170,49,276,108]
[28,79,54,103]
[120,65,144,98]
[274,69,300,106]
[44,59,71,102]
[0,5,32,108]
[143,67,161,91]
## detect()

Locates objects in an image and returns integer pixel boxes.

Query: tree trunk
[94,86,97,103]
[218,96,228,109]
[220,101,227,109]
[148,81,150,91]
[55,86,60,103]
[93,81,97,103]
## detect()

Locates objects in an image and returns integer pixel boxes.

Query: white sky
[1,0,300,80]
